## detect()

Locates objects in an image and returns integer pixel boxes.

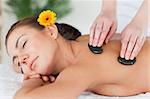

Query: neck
[52,36,80,74]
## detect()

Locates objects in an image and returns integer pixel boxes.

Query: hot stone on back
[88,44,103,54]
[118,56,136,65]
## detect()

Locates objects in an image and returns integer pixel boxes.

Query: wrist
[129,0,148,31]
[100,9,117,18]
[130,17,147,32]
[101,0,117,17]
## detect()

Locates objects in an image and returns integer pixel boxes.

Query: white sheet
[0,64,149,99]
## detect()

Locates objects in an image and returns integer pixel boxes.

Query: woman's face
[7,26,58,76]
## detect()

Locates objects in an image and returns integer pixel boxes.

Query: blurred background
[0,0,148,65]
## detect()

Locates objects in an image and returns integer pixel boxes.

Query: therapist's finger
[125,35,138,60]
[93,21,103,46]
[89,23,96,45]
[120,33,131,58]
[131,36,146,59]
[105,23,117,44]
[138,36,146,53]
[98,21,111,47]
[130,37,141,59]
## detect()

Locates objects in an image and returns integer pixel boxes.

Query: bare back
[14,34,150,98]
[76,34,150,96]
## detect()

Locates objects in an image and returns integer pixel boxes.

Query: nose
[18,54,29,66]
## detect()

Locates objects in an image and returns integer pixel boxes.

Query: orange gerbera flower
[37,10,57,27]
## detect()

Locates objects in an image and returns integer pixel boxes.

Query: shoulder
[76,34,89,42]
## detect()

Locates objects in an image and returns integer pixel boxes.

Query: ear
[44,24,58,39]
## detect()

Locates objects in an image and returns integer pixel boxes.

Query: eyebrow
[15,34,26,48]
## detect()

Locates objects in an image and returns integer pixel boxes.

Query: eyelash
[21,68,24,74]
[23,40,27,48]
[18,62,21,67]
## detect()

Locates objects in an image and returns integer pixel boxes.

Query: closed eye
[23,40,27,48]
[17,61,21,67]
[21,68,24,74]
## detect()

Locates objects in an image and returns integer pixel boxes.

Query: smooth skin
[7,25,150,99]
[89,0,148,60]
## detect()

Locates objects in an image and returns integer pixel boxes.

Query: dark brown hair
[5,17,81,51]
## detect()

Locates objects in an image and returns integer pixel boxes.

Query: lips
[30,56,39,70]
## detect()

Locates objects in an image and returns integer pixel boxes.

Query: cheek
[35,46,56,75]
[29,37,57,74]
[39,52,55,67]
[38,40,57,65]
[27,35,47,50]
[26,39,49,56]
[27,40,43,52]
[36,58,54,75]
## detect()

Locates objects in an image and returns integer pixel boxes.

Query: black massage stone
[118,56,136,65]
[88,44,103,54]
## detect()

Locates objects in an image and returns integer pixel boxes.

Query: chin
[39,66,52,75]
[37,59,54,75]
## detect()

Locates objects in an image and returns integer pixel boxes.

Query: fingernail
[130,56,134,60]
[120,54,124,58]
[89,40,92,45]
[89,42,91,45]
[130,57,134,60]
[98,43,102,47]
[125,56,129,60]
[93,43,97,47]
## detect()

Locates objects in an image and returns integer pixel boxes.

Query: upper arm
[14,66,94,99]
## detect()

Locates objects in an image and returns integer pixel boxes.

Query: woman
[6,17,150,99]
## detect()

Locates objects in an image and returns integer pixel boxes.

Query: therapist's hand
[89,13,117,47]
[120,0,148,60]
[120,23,146,60]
